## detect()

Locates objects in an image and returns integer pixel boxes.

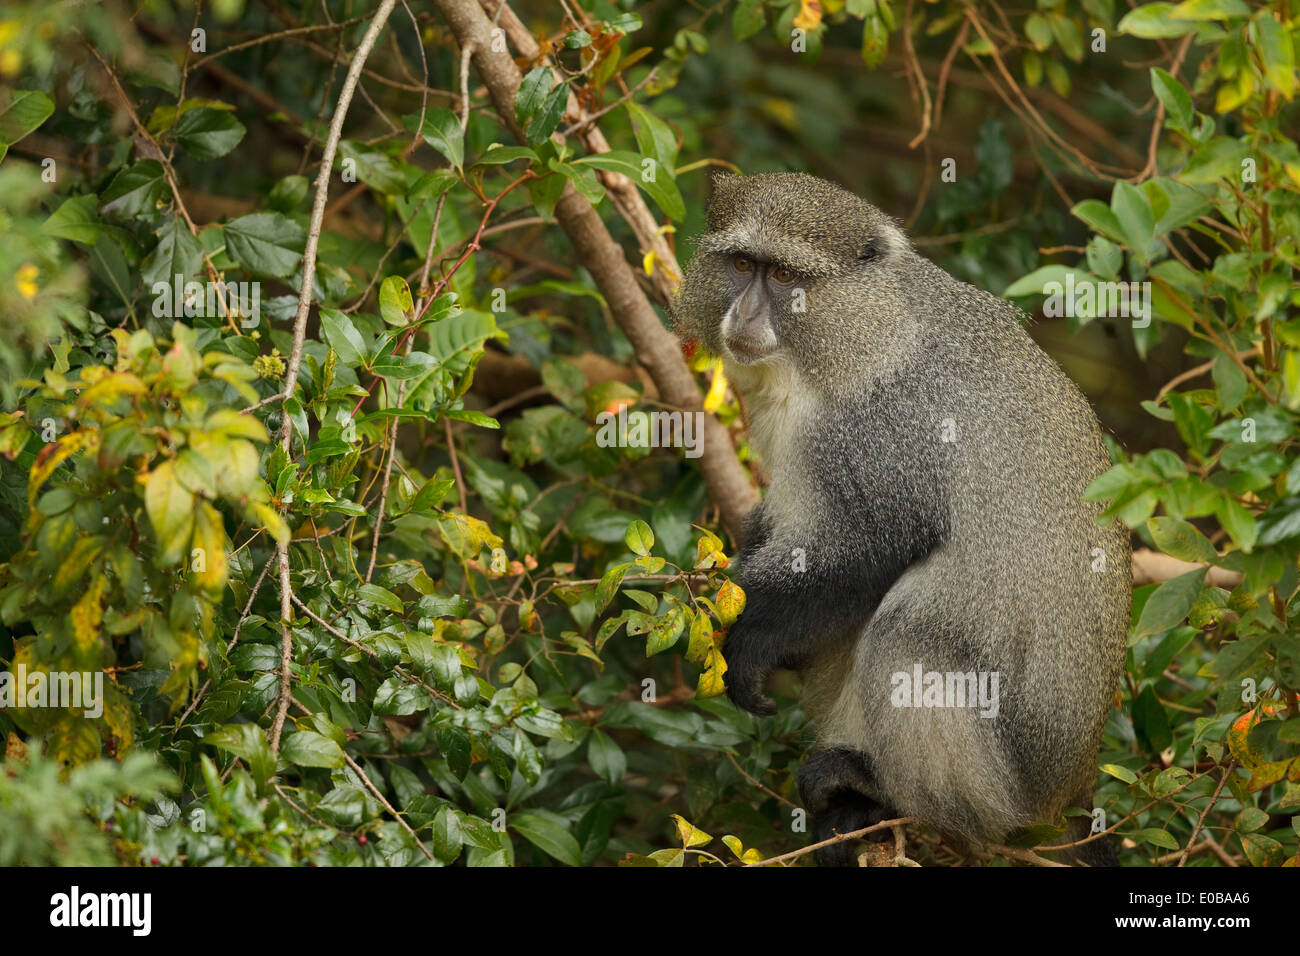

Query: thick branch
[433,0,758,542]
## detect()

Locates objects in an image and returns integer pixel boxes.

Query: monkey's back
[799,255,1130,841]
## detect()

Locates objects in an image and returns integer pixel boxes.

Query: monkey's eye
[771,265,795,284]
[732,255,754,274]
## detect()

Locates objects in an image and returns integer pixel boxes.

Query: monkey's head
[673,172,911,373]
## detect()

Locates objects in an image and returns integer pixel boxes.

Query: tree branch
[435,0,758,543]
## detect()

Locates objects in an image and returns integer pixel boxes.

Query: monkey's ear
[706,170,742,229]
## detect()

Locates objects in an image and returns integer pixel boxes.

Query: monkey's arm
[723,454,949,716]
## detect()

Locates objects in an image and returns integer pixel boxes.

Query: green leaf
[1003,265,1075,299]
[1252,12,1297,99]
[408,169,459,201]
[1118,4,1198,37]
[1071,199,1125,243]
[42,196,102,245]
[319,308,369,367]
[357,583,404,613]
[100,161,168,218]
[444,408,500,429]
[281,730,346,768]
[1151,68,1194,131]
[1240,832,1285,867]
[267,174,309,212]
[222,212,305,278]
[1131,828,1180,850]
[1111,181,1155,261]
[587,728,626,783]
[625,101,679,171]
[515,68,554,127]
[1132,685,1173,752]
[203,723,274,788]
[141,218,204,290]
[1147,516,1217,564]
[595,563,630,615]
[1215,495,1257,551]
[432,807,463,862]
[732,0,766,39]
[1134,567,1206,637]
[526,83,569,146]
[1180,137,1249,184]
[509,809,582,866]
[624,519,654,556]
[1169,0,1249,20]
[435,723,471,779]
[573,150,686,221]
[0,90,54,161]
[416,108,465,170]
[173,107,246,160]
[645,605,685,656]
[1100,763,1139,784]
[379,275,415,326]
[471,145,537,167]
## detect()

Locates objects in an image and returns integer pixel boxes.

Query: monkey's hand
[722,623,781,716]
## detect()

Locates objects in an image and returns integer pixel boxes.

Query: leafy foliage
[0,0,1296,868]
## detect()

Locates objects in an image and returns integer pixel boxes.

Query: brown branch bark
[1132,547,1243,590]
[434,0,758,543]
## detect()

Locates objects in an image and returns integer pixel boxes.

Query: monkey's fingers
[725,669,778,716]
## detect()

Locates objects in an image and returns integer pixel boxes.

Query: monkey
[672,172,1131,866]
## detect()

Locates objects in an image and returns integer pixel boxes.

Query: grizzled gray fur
[673,172,1131,866]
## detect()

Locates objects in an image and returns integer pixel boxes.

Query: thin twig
[345,753,437,861]
[271,0,400,756]
[745,817,919,867]
[1177,760,1235,867]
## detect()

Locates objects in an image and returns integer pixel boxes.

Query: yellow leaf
[439,513,504,559]
[27,429,95,505]
[703,359,728,413]
[53,535,104,593]
[75,370,146,412]
[697,642,729,698]
[716,580,746,626]
[793,0,824,32]
[191,501,229,593]
[101,683,135,751]
[145,460,196,565]
[693,527,728,570]
[685,607,713,664]
[252,501,290,544]
[670,813,713,848]
[45,717,101,765]
[70,574,106,651]
[205,408,270,444]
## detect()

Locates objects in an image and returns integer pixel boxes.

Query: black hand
[722,625,778,716]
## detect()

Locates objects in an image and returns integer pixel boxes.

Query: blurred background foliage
[0,0,1296,866]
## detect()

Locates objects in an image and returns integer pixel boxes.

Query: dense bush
[0,0,1296,867]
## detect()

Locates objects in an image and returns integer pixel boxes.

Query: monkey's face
[673,172,909,372]
[716,253,803,365]
[673,247,809,368]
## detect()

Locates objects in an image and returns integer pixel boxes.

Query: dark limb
[797,748,892,868]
